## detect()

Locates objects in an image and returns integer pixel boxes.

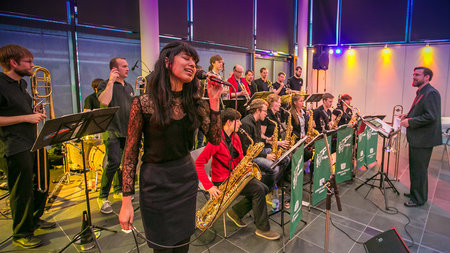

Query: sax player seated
[195,108,280,240]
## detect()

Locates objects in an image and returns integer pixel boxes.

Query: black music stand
[32,107,119,253]
[245,91,273,106]
[269,137,308,252]
[305,93,323,108]
[355,117,400,209]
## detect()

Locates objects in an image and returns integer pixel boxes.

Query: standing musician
[228,64,251,99]
[253,67,271,92]
[271,72,287,96]
[290,94,313,162]
[97,57,134,214]
[332,94,353,127]
[313,93,334,133]
[195,108,280,240]
[83,78,103,111]
[119,42,222,252]
[245,69,257,96]
[286,66,303,92]
[239,99,285,189]
[0,44,55,249]
[206,54,224,98]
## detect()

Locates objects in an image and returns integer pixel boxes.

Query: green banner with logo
[335,127,354,183]
[356,123,367,169]
[365,127,378,165]
[289,144,304,239]
[312,135,332,206]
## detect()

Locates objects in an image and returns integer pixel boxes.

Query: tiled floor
[0,138,449,252]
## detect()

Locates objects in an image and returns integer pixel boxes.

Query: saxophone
[306,110,319,143]
[331,109,343,129]
[268,118,278,157]
[196,130,264,231]
[276,110,297,159]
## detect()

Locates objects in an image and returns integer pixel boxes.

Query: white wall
[306,43,450,119]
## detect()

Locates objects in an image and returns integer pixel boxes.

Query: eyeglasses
[21,60,33,64]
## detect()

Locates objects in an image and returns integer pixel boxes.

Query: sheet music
[369,118,398,137]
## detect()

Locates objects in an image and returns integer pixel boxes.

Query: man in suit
[400,67,441,207]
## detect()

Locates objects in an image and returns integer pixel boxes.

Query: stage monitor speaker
[312,46,329,70]
[364,228,409,253]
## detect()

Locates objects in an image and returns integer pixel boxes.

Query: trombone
[391,105,403,180]
[31,66,55,192]
[135,75,147,95]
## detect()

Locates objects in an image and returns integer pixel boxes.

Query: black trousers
[215,178,270,231]
[6,150,48,238]
[153,237,190,253]
[99,137,125,199]
[408,146,433,205]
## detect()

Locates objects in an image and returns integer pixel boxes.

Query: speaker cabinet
[364,228,409,253]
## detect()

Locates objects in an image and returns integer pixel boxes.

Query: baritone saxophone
[195,130,264,231]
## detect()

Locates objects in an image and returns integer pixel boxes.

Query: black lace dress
[122,90,221,248]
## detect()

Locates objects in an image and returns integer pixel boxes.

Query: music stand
[32,107,119,253]
[268,137,308,252]
[355,117,400,209]
[245,91,273,107]
[305,93,323,108]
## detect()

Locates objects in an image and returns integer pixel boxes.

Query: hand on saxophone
[279,140,289,149]
[266,153,276,161]
[207,186,221,200]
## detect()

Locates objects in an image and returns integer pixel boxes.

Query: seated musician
[332,94,353,127]
[245,70,257,96]
[227,64,251,99]
[313,93,334,133]
[195,108,280,240]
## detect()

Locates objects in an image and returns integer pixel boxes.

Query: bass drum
[88,144,106,173]
[65,141,89,171]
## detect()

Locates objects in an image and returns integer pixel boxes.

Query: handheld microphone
[131,60,139,71]
[195,70,233,87]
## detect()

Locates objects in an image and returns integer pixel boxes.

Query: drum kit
[63,134,106,191]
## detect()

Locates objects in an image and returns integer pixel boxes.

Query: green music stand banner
[365,127,378,165]
[335,127,354,183]
[289,144,304,239]
[356,123,367,169]
[312,135,332,206]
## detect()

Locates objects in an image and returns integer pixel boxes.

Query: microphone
[195,70,233,87]
[131,60,139,71]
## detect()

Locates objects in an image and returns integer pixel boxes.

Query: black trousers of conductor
[6,150,49,239]
[408,146,433,205]
[99,137,125,199]
[215,178,270,231]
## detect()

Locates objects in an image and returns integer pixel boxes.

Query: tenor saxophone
[331,109,343,129]
[306,110,319,143]
[276,110,297,159]
[268,118,278,157]
[195,130,264,231]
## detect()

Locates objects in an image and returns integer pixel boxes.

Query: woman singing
[119,42,222,253]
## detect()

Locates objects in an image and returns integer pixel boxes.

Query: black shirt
[287,76,303,91]
[247,81,258,97]
[239,114,266,158]
[313,105,332,133]
[272,81,287,96]
[253,78,271,92]
[97,79,134,139]
[83,92,100,110]
[262,109,287,148]
[0,73,36,157]
[332,106,352,126]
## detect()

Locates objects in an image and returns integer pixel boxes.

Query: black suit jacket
[406,83,442,148]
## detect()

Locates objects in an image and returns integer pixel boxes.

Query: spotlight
[348,48,355,56]
[335,48,342,54]
[382,45,390,54]
[328,49,334,54]
[312,48,315,54]
[424,44,432,53]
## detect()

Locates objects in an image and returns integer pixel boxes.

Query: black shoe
[36,219,56,229]
[404,200,423,207]
[403,193,413,198]
[13,235,42,249]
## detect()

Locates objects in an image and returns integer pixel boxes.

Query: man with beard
[0,44,55,249]
[286,66,303,92]
[253,67,271,92]
[97,57,134,214]
[400,67,441,207]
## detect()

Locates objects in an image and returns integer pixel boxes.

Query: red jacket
[227,75,251,97]
[195,131,244,190]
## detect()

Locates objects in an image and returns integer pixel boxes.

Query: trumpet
[392,105,403,180]
[134,75,147,95]
[238,80,251,101]
[31,66,55,192]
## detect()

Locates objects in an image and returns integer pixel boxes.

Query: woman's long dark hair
[290,94,302,126]
[147,41,202,130]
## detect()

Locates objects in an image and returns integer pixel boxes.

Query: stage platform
[0,137,449,253]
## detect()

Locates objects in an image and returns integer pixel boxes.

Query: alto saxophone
[306,110,319,143]
[276,110,297,159]
[196,130,264,231]
[268,118,278,157]
[331,109,343,129]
